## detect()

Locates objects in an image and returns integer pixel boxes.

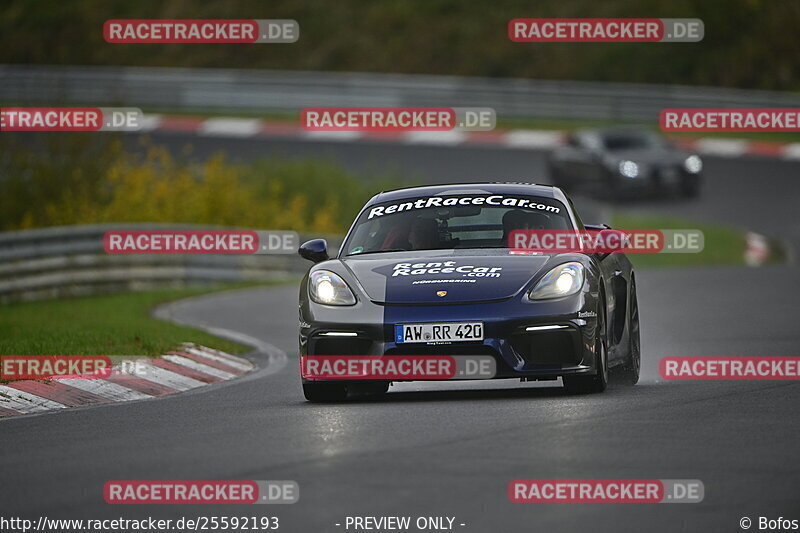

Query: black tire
[617,277,641,385]
[302,382,348,403]
[563,297,608,394]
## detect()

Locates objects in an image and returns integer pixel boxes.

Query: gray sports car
[548,127,703,198]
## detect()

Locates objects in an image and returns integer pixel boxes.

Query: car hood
[341,250,551,304]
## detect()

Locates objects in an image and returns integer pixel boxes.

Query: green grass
[0,284,276,356]
[611,214,747,268]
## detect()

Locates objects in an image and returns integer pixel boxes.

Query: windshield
[342,194,573,255]
[602,131,664,151]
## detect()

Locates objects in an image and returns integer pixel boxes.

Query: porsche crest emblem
[436,290,447,297]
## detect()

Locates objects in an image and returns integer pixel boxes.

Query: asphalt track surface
[2,133,799,532]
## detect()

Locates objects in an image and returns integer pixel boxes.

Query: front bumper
[615,166,699,192]
[300,294,600,382]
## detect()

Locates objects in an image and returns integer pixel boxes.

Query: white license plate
[395,322,483,343]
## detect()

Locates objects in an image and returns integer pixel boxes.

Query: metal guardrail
[0,224,333,304]
[2,65,800,122]
[0,193,609,303]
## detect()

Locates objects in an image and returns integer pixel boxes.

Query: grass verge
[0,283,279,356]
[612,213,747,269]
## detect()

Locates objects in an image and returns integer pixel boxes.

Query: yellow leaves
[98,150,238,225]
[1,140,392,234]
[18,212,35,230]
[310,196,341,234]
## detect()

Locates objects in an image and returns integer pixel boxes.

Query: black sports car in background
[297,183,641,402]
[547,127,703,198]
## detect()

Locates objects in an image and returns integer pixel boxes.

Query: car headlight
[529,262,585,300]
[683,155,702,174]
[309,270,356,305]
[619,160,639,178]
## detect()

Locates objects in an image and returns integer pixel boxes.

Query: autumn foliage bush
[0,134,399,233]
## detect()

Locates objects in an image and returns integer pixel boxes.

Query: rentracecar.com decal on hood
[343,255,551,304]
[392,261,503,278]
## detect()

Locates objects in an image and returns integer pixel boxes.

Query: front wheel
[617,278,641,385]
[563,299,608,394]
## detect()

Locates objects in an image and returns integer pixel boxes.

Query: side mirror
[584,223,611,231]
[298,239,329,263]
[595,229,627,260]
